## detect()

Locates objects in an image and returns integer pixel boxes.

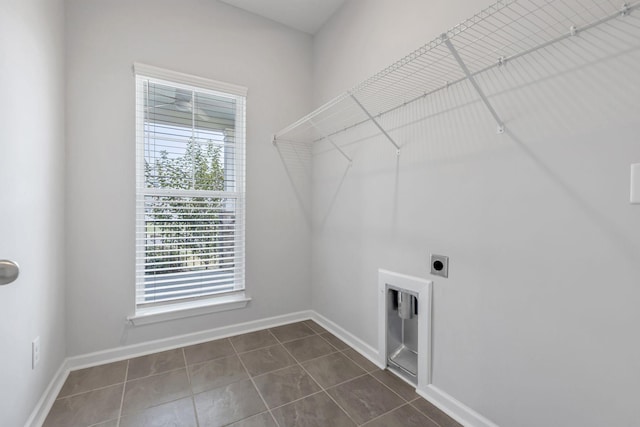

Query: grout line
[229,338,282,427]
[359,402,413,426]
[251,362,309,381]
[302,319,327,335]
[339,348,378,373]
[268,322,317,344]
[369,370,414,403]
[271,334,316,345]
[319,370,408,426]
[182,348,201,427]
[271,339,355,425]
[317,332,349,351]
[184,339,235,363]
[235,342,288,356]
[115,360,129,427]
[409,399,446,427]
[266,328,281,343]
[125,365,188,383]
[313,383,360,425]
[56,381,128,400]
[279,340,360,427]
[55,360,132,401]
[324,371,370,390]
[288,347,341,366]
[276,324,400,426]
[59,323,448,427]
[265,389,325,412]
[236,344,298,376]
[278,345,324,392]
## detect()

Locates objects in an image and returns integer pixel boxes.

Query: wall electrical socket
[32,337,40,369]
[430,254,449,278]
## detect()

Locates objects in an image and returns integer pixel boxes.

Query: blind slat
[136,70,245,308]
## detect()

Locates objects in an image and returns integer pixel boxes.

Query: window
[134,64,246,315]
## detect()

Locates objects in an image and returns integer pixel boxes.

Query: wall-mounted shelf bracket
[442,34,506,135]
[310,119,352,164]
[274,1,639,164]
[350,94,401,155]
[621,2,631,16]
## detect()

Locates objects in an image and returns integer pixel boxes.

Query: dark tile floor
[43,320,463,427]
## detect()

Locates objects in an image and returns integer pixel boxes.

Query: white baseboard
[26,309,498,427]
[417,384,500,427]
[24,359,71,427]
[25,310,312,427]
[309,312,499,427]
[67,310,313,370]
[310,311,384,369]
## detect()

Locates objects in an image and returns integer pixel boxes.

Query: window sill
[127,293,251,326]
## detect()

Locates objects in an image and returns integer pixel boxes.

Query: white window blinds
[135,64,246,309]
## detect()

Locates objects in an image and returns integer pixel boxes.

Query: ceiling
[219,0,346,34]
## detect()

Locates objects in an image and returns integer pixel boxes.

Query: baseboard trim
[26,309,498,427]
[418,384,499,427]
[25,310,312,427]
[310,312,384,369]
[309,313,499,427]
[67,310,313,371]
[24,359,71,427]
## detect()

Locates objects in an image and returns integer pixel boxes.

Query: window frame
[132,63,248,321]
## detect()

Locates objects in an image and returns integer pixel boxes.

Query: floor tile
[188,354,248,394]
[282,335,337,362]
[121,368,191,415]
[183,338,235,365]
[43,324,468,427]
[119,397,197,427]
[43,384,123,427]
[271,392,356,427]
[411,397,464,427]
[302,352,365,388]
[319,332,349,350]
[227,411,277,427]
[371,369,418,401]
[341,348,379,372]
[238,344,297,376]
[58,360,127,398]
[302,320,327,334]
[127,348,185,380]
[194,379,266,427]
[230,329,279,353]
[326,374,405,424]
[362,403,439,427]
[269,322,315,343]
[253,365,322,408]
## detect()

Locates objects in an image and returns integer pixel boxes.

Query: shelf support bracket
[350,94,401,154]
[443,34,505,134]
[310,120,352,164]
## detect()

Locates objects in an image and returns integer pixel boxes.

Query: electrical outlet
[631,164,640,204]
[32,337,40,369]
[430,254,449,278]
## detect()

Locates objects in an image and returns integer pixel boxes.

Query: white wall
[311,1,640,426]
[65,0,313,355]
[0,0,67,425]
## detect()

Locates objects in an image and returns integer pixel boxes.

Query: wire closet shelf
[273,0,639,161]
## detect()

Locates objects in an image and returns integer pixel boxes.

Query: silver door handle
[0,260,20,286]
